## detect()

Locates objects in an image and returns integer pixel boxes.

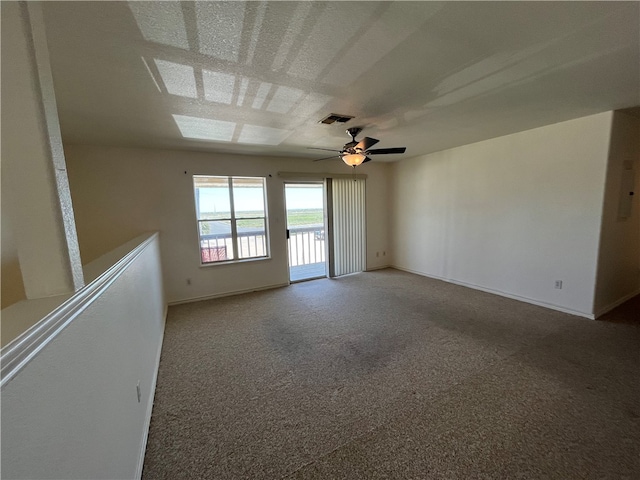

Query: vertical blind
[332,178,366,276]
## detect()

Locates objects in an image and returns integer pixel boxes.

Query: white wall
[593,111,640,315]
[64,145,391,304]
[390,112,614,317]
[1,212,26,308]
[1,233,165,480]
[1,1,83,308]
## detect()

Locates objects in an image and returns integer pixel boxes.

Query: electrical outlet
[186,278,191,286]
[136,381,141,403]
[554,280,563,289]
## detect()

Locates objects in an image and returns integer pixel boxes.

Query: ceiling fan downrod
[346,127,363,142]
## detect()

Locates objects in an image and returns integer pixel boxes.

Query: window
[193,176,268,264]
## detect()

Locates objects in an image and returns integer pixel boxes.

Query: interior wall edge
[593,288,640,319]
[591,110,640,313]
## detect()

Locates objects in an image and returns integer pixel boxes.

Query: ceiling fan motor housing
[344,127,363,152]
[347,127,363,140]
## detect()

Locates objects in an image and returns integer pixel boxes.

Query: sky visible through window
[199,184,322,213]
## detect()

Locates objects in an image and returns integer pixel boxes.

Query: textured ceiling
[42,1,640,162]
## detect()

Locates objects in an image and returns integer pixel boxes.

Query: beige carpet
[142,269,639,479]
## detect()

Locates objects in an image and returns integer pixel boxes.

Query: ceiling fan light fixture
[341,153,366,166]
[310,126,405,167]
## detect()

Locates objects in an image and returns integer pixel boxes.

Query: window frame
[193,175,270,266]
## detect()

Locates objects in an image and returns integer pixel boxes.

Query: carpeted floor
[142,269,640,479]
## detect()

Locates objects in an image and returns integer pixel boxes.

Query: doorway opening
[285,182,327,282]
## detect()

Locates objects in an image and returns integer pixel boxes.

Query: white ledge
[1,232,159,389]
[1,294,72,349]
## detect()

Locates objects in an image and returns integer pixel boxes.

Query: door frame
[283,180,329,283]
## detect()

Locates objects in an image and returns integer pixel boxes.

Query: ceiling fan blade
[312,154,340,162]
[308,147,342,152]
[356,137,379,151]
[366,147,406,155]
[362,156,372,163]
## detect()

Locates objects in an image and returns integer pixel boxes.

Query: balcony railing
[199,224,326,267]
[200,225,325,267]
[200,230,266,263]
[287,225,325,267]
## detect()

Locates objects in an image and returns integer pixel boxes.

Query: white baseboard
[168,282,290,306]
[366,264,391,272]
[392,266,595,320]
[593,287,640,319]
[135,304,168,479]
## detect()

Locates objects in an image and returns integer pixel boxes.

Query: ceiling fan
[311,127,406,167]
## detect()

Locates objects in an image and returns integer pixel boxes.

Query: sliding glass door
[285,183,327,282]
